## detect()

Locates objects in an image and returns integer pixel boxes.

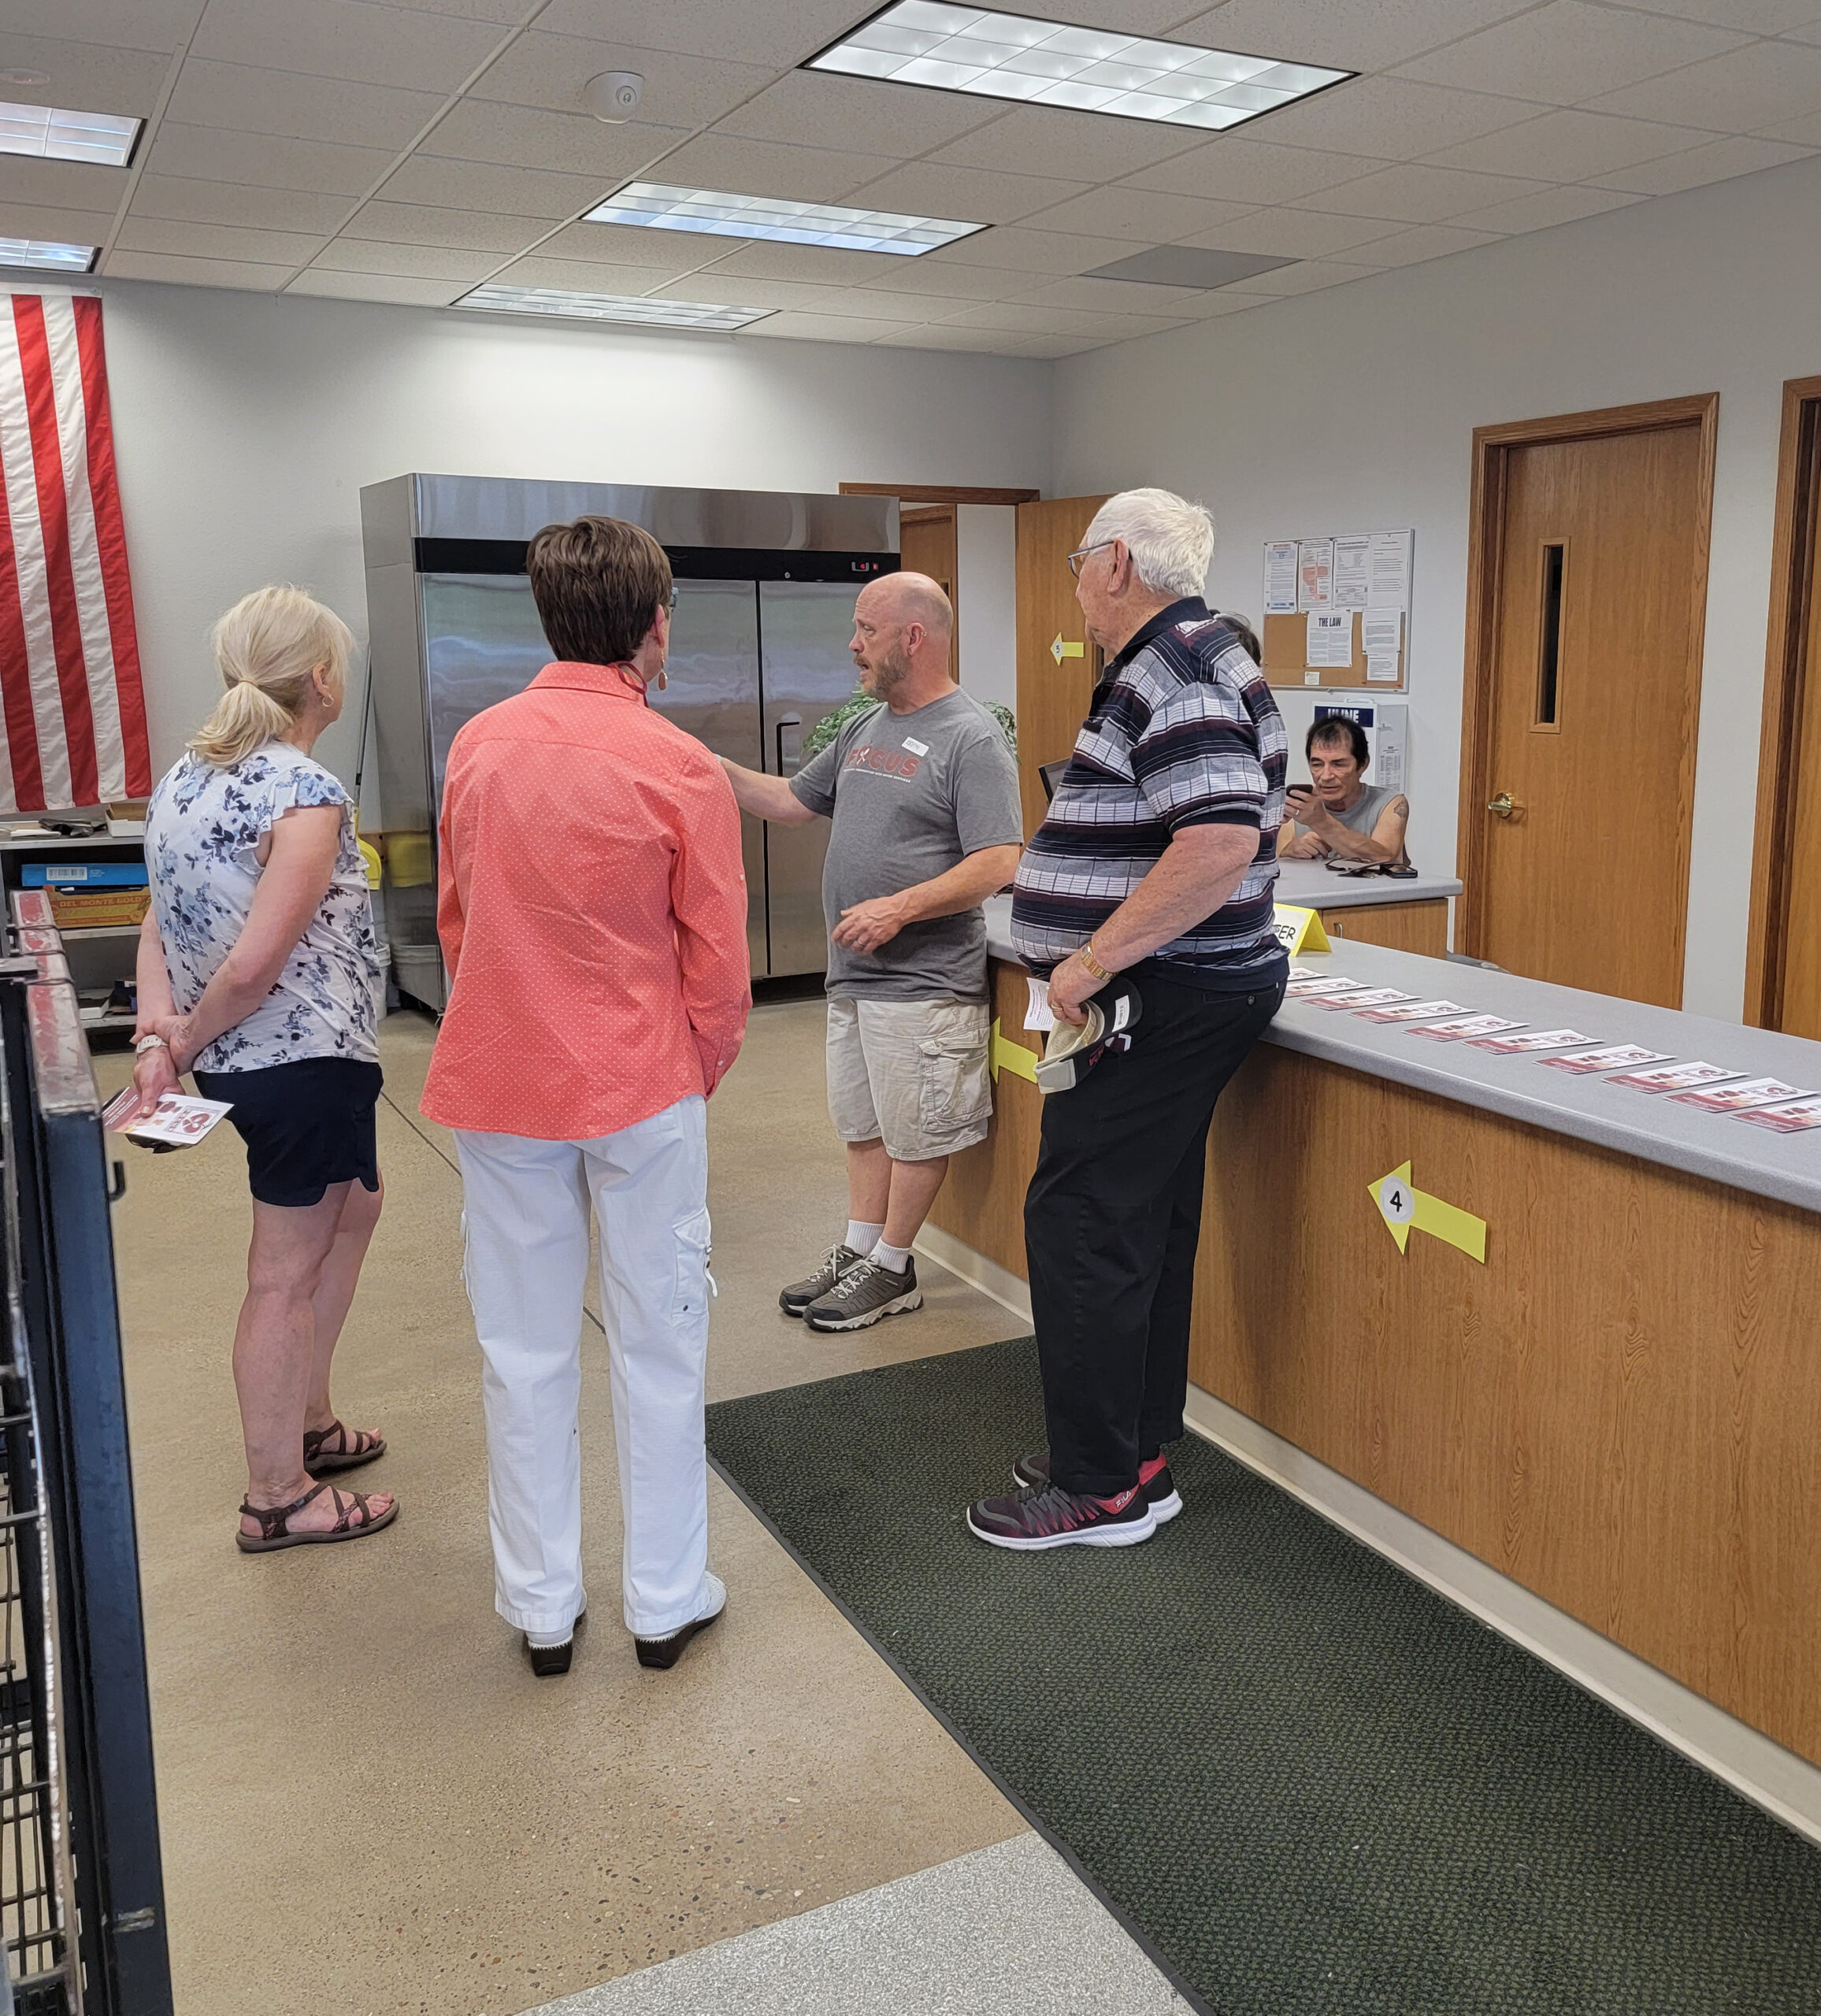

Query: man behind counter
[1279,716,1409,867]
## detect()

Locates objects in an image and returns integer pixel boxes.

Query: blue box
[21,861,148,888]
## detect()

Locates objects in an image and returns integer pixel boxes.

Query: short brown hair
[525,515,672,666]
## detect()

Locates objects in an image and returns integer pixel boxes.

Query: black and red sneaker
[966,1479,1157,1551]
[1011,1448,1183,1523]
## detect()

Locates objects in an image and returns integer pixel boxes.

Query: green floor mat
[706,1337,1821,2016]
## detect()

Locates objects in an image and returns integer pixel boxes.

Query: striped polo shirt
[1011,598,1288,991]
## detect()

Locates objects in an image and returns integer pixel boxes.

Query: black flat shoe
[635,1581,726,1670]
[524,1608,584,1677]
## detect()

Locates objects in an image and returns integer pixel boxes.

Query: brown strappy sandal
[236,1480,399,1554]
[303,1420,387,1475]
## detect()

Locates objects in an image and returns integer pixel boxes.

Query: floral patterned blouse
[145,742,380,1073]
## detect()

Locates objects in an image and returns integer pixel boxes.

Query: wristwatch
[134,1032,168,1056]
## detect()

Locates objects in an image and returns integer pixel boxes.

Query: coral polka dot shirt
[421,662,751,1142]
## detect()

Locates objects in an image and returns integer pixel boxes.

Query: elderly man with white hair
[966,489,1288,1552]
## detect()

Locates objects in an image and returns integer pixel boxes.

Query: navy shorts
[194,1058,384,1209]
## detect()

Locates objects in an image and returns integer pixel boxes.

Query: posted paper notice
[1264,541,1300,615]
[1307,610,1353,669]
[1332,535,1370,608]
[1298,539,1333,610]
[1367,528,1412,608]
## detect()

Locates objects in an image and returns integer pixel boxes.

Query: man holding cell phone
[1279,716,1410,867]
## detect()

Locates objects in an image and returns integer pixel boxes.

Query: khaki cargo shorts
[826,995,993,1163]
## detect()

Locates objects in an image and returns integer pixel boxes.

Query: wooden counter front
[928,960,1821,1768]
[1315,896,1448,955]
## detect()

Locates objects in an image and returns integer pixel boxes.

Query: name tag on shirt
[903,736,929,756]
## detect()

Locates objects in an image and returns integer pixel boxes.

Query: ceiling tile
[1012,333,1114,357]
[114,216,327,264]
[0,2,202,54]
[102,248,290,289]
[636,133,896,205]
[418,100,682,177]
[0,203,114,245]
[190,0,510,92]
[1333,220,1501,264]
[1758,106,1821,143]
[870,323,1029,352]
[287,269,469,304]
[483,252,700,290]
[1419,108,1715,180]
[536,219,726,266]
[1121,136,1382,204]
[469,32,775,128]
[644,274,848,310]
[857,258,1044,299]
[1011,272,1233,314]
[1779,20,1821,45]
[1175,206,1400,258]
[918,224,1132,274]
[1215,258,1381,296]
[846,161,1089,228]
[308,238,503,280]
[380,0,532,19]
[1288,161,1547,222]
[936,298,1129,335]
[1166,0,1541,73]
[925,106,1206,183]
[0,33,172,117]
[165,59,447,150]
[985,0,1199,28]
[0,157,128,215]
[376,154,610,217]
[130,174,350,233]
[1590,132,1816,191]
[1241,76,1543,158]
[143,122,395,195]
[713,71,1002,160]
[745,310,922,343]
[1016,185,1254,242]
[1393,2,1750,106]
[691,239,912,285]
[339,199,547,252]
[1450,183,1644,232]
[1583,41,1821,129]
[534,0,867,69]
[1620,2,1821,28]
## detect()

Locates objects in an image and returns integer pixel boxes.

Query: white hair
[1084,488,1215,599]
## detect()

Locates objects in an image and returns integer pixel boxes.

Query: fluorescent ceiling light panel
[455,284,771,332]
[0,98,139,168]
[584,182,984,257]
[0,238,98,274]
[807,3,1349,130]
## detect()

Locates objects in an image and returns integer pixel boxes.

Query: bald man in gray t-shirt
[719,572,1023,1337]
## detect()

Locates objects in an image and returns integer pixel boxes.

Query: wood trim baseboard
[1744,376,1821,1028]
[1456,391,1719,994]
[840,482,1041,505]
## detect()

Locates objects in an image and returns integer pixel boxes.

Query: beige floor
[101,998,1025,2016]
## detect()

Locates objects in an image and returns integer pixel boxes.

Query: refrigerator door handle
[774,713,803,775]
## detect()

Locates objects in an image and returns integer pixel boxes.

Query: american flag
[0,292,150,815]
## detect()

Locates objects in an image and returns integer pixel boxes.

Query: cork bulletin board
[1259,529,1412,693]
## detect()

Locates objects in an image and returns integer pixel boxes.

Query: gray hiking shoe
[780,1243,866,1318]
[803,1257,923,1333]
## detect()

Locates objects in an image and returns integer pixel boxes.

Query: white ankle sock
[846,1220,885,1255]
[526,1625,573,1649]
[870,1240,913,1274]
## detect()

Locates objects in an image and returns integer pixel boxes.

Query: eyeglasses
[1066,540,1118,579]
[666,588,679,612]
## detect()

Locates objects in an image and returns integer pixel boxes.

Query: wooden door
[1014,495,1107,839]
[899,504,959,679]
[1459,398,1715,1007]
[1745,377,1821,1034]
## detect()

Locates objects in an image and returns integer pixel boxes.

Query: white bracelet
[134,1032,168,1055]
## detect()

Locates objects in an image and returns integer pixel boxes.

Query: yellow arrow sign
[1050,633,1085,663]
[1369,1161,1486,1263]
[989,1017,1038,1085]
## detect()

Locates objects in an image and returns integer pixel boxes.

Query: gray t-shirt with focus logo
[791,688,1023,1002]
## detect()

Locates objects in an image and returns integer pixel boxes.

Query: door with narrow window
[1465,402,1715,1006]
[899,504,959,679]
[1014,495,1107,839]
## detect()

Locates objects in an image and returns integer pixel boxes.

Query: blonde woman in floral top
[131,587,397,1554]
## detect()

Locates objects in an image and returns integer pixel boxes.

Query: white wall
[87,279,1052,798]
[955,502,1018,715]
[1051,151,1821,1021]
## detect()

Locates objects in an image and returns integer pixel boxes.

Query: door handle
[775,714,803,775]
[1486,791,1519,819]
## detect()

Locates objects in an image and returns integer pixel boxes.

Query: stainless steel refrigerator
[359,475,899,1009]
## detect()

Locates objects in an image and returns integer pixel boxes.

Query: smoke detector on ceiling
[584,72,644,122]
[0,69,50,87]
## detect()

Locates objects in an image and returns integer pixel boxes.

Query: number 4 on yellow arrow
[1369,1161,1486,1263]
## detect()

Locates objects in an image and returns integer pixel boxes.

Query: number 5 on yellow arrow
[1369,1161,1487,1263]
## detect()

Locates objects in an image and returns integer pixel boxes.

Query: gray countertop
[1271,860,1461,911]
[983,906,1821,1216]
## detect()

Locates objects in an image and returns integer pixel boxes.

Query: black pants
[1024,967,1284,1497]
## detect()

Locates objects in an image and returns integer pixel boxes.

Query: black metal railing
[0,893,172,2016]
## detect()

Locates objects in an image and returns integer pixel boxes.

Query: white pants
[453,1096,714,1640]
